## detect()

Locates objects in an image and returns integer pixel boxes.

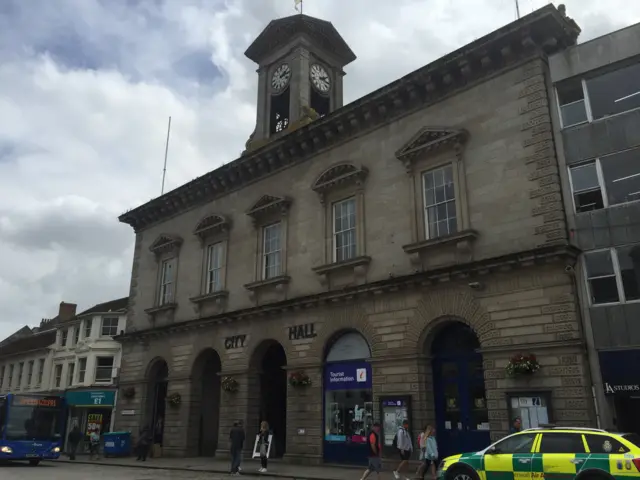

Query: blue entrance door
[432,323,491,458]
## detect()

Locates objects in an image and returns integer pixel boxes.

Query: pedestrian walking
[393,419,413,480]
[67,424,82,460]
[359,422,382,480]
[229,421,246,475]
[88,429,100,460]
[421,426,439,480]
[136,425,152,461]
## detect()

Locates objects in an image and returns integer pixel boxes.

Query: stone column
[216,369,256,459]
[284,363,323,465]
[162,375,192,457]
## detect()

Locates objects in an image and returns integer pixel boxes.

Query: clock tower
[244,14,356,146]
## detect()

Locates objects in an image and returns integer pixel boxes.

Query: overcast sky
[0,0,638,339]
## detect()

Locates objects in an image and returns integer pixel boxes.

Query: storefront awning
[65,389,116,407]
[599,350,640,396]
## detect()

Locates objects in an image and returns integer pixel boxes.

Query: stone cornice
[118,6,580,233]
[149,234,182,256]
[311,163,368,196]
[116,244,580,343]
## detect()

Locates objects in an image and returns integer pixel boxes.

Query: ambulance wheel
[28,459,41,466]
[446,465,479,480]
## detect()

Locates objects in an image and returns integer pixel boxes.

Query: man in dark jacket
[229,421,246,475]
[67,425,82,460]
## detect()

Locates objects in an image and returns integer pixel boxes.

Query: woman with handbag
[257,421,270,473]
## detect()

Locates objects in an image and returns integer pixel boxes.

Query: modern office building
[549,22,640,434]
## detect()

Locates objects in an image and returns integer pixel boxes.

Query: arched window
[325,331,371,362]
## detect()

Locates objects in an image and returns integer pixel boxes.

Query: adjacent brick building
[114,5,595,463]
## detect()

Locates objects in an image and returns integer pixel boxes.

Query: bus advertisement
[0,393,65,466]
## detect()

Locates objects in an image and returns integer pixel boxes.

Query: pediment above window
[246,194,291,220]
[395,127,469,169]
[312,163,368,195]
[149,234,183,255]
[194,214,230,239]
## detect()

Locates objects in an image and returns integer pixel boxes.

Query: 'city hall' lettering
[224,335,246,350]
[288,323,317,341]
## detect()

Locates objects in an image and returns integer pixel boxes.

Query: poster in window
[86,413,103,435]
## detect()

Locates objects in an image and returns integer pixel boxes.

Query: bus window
[0,398,6,437]
[6,401,62,441]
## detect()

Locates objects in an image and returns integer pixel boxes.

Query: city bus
[0,393,65,466]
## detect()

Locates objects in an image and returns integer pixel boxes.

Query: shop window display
[325,389,373,443]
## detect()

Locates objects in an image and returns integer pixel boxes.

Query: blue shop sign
[324,362,372,391]
[65,390,116,407]
[382,398,409,407]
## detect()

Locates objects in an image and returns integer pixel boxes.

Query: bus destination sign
[11,395,60,408]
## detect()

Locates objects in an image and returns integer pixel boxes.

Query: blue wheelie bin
[102,431,132,457]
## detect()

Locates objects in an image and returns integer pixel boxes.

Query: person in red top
[360,423,382,480]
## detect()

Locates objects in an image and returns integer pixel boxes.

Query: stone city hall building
[114,5,594,464]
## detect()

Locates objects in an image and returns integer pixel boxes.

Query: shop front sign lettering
[224,335,246,350]
[288,323,316,341]
[604,382,640,395]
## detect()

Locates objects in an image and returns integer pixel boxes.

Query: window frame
[37,359,44,386]
[538,432,587,454]
[27,360,33,387]
[421,164,459,241]
[582,245,640,306]
[554,78,592,129]
[158,258,176,305]
[205,241,225,294]
[100,317,119,337]
[332,196,358,263]
[77,357,87,384]
[54,364,63,388]
[262,221,283,280]
[84,318,92,339]
[8,365,13,387]
[67,363,75,387]
[492,433,538,454]
[60,329,68,347]
[95,356,114,384]
[567,148,640,214]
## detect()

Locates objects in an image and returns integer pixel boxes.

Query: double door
[433,353,491,458]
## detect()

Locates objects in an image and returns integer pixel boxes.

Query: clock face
[271,63,291,91]
[310,64,331,93]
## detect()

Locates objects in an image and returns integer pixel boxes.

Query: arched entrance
[146,359,169,448]
[323,330,373,465]
[252,340,287,458]
[430,321,490,458]
[188,349,222,456]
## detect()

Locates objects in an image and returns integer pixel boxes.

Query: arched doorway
[146,359,169,448]
[323,331,373,465]
[188,349,221,456]
[252,340,287,458]
[431,321,490,458]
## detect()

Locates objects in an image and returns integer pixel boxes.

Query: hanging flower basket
[506,353,540,377]
[167,392,182,407]
[288,371,312,388]
[122,386,136,399]
[222,376,239,393]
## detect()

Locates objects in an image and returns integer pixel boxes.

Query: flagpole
[515,0,520,19]
[161,116,171,195]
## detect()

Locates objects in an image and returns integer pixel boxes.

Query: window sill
[312,255,371,287]
[402,229,479,269]
[244,275,290,291]
[190,290,229,304]
[244,275,290,301]
[144,303,177,315]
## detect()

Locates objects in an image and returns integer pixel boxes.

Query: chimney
[58,302,77,321]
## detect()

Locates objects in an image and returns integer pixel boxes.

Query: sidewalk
[54,455,387,480]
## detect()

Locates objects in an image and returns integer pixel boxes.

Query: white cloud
[0,0,639,337]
